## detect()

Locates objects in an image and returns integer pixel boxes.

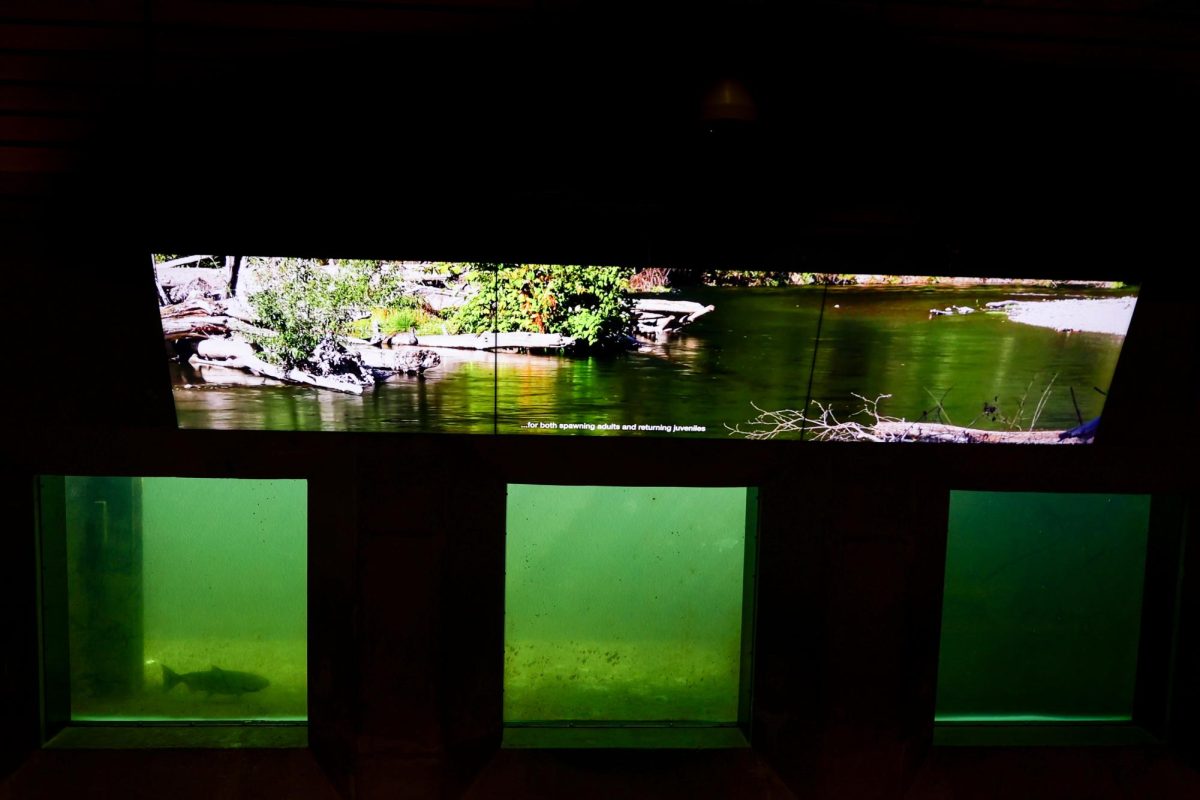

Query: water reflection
[810,287,1126,432]
[173,285,1133,439]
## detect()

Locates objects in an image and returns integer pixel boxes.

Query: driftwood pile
[726,395,1088,444]
[632,299,715,339]
[159,259,721,395]
[871,420,1083,444]
[158,266,443,395]
[190,336,443,396]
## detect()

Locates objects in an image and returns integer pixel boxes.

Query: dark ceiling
[3,1,1197,276]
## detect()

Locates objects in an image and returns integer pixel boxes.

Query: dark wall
[3,3,1199,797]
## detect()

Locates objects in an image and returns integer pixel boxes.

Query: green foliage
[811,273,858,285]
[348,306,443,339]
[700,271,858,287]
[628,268,674,292]
[430,262,472,278]
[451,264,635,348]
[702,270,794,287]
[247,258,410,367]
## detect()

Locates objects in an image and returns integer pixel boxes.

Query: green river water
[57,477,307,722]
[171,285,1134,438]
[504,485,750,723]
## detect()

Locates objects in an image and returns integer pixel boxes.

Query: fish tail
[162,664,181,692]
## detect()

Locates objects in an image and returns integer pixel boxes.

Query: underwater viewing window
[934,491,1183,745]
[37,476,308,747]
[503,485,757,748]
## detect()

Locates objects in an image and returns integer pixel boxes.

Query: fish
[162,664,270,697]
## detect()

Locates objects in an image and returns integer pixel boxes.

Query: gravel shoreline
[1003,295,1137,336]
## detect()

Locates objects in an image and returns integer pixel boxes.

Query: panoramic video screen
[156,255,1136,443]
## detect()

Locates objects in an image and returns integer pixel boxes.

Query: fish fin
[211,665,222,673]
[162,665,180,692]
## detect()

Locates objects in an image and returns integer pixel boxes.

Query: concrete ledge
[934,724,1158,747]
[45,724,307,750]
[502,725,749,749]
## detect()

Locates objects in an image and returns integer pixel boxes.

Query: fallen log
[160,298,275,340]
[632,299,714,338]
[872,420,1081,444]
[218,296,259,325]
[193,335,440,384]
[161,315,230,339]
[196,339,255,361]
[186,365,282,388]
[156,255,214,269]
[190,352,366,395]
[633,299,715,318]
[351,344,442,374]
[160,314,274,341]
[395,332,575,350]
[161,298,220,317]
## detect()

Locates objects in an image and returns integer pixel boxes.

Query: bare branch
[726,389,1079,444]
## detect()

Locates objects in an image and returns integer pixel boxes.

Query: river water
[171,285,1135,439]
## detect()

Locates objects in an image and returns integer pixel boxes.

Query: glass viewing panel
[41,476,307,723]
[936,491,1151,723]
[156,255,1135,443]
[504,485,753,726]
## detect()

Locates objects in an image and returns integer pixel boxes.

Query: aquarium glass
[935,491,1151,723]
[157,255,1134,443]
[504,485,752,725]
[45,476,307,722]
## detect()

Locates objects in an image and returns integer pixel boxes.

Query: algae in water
[505,485,749,724]
[60,476,307,722]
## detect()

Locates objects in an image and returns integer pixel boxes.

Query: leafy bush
[629,268,673,292]
[700,271,858,287]
[348,306,444,339]
[701,270,794,287]
[450,264,634,348]
[247,258,410,367]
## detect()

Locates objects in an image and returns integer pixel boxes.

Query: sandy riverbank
[1003,295,1137,335]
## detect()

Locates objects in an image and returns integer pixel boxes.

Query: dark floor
[5,745,1200,800]
[0,749,341,800]
[905,747,1200,800]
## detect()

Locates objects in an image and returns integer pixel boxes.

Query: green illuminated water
[935,491,1150,722]
[58,477,307,722]
[935,715,1131,724]
[504,485,751,724]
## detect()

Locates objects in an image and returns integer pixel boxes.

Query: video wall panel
[156,256,1136,443]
